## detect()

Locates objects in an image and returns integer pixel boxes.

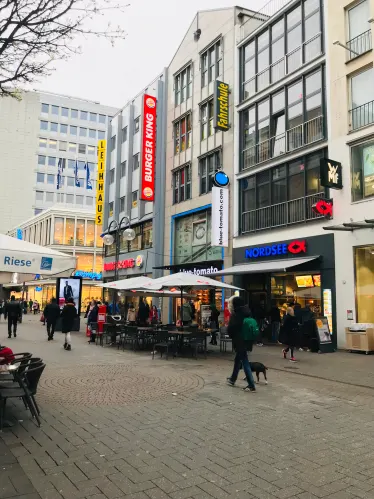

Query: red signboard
[140,94,157,201]
[104,259,135,271]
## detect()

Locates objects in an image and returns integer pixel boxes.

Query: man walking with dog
[226,296,258,392]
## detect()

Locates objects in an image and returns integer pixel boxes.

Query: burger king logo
[135,255,143,268]
[143,187,153,199]
[146,97,155,108]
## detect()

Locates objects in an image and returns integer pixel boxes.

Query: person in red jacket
[0,345,15,365]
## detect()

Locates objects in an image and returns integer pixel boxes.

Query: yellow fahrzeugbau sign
[96,140,106,226]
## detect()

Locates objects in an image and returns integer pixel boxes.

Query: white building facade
[0,90,117,234]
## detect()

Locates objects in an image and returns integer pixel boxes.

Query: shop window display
[53,217,64,244]
[355,246,374,323]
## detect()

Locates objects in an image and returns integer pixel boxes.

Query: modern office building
[213,0,339,344]
[102,72,168,298]
[7,207,103,306]
[323,0,374,346]
[162,6,260,324]
[0,90,118,234]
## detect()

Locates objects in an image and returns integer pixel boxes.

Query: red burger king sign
[140,94,157,201]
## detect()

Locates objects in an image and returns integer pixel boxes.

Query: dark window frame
[172,163,192,204]
[199,150,221,195]
[174,113,192,155]
[175,65,192,105]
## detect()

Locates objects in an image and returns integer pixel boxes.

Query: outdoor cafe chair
[188,332,207,359]
[120,326,138,351]
[0,363,46,429]
[153,331,177,360]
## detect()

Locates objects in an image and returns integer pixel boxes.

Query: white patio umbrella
[116,289,195,299]
[137,273,242,325]
[0,234,76,283]
[96,276,152,290]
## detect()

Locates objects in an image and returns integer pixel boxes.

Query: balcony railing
[241,192,325,234]
[347,30,372,60]
[242,34,322,100]
[349,100,374,131]
[242,115,324,171]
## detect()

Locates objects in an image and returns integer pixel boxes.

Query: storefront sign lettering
[104,255,144,272]
[96,140,106,226]
[211,186,229,247]
[214,80,230,132]
[245,240,307,259]
[140,94,157,201]
[320,158,343,189]
[179,266,219,276]
[75,270,102,280]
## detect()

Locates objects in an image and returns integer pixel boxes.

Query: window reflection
[54,217,64,244]
[65,218,75,245]
[129,226,142,252]
[86,221,95,247]
[76,220,85,246]
[143,222,153,249]
[95,255,103,273]
[95,224,103,247]
[76,254,93,272]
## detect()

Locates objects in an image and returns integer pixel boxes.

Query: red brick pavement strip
[2,317,374,498]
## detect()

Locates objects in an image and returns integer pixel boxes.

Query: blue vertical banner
[74,160,81,187]
[84,162,93,190]
[57,158,65,190]
[16,228,23,240]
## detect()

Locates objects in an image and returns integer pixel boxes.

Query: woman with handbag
[282,307,299,362]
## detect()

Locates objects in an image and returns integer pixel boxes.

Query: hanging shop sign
[213,80,230,132]
[212,170,230,188]
[16,229,23,240]
[320,158,343,189]
[140,94,157,202]
[96,140,106,226]
[245,240,307,259]
[312,199,333,219]
[211,185,229,248]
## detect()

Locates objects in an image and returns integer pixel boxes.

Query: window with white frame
[201,40,222,87]
[121,161,127,177]
[173,164,191,204]
[122,126,128,143]
[134,117,140,134]
[174,114,192,154]
[110,169,115,184]
[199,150,221,194]
[111,135,116,150]
[109,202,114,217]
[175,65,192,105]
[133,153,139,171]
[132,191,138,208]
[200,99,214,140]
[120,196,126,212]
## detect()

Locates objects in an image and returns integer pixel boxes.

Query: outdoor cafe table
[166,330,211,355]
[0,364,19,427]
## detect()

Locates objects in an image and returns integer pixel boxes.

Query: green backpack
[242,317,259,341]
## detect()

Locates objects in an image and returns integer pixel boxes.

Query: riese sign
[245,240,307,259]
[140,94,157,201]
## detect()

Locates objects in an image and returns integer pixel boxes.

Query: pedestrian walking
[61,298,78,351]
[28,299,33,312]
[127,303,136,323]
[43,297,60,341]
[0,300,4,321]
[137,297,149,326]
[4,296,22,339]
[282,306,299,362]
[87,300,99,343]
[32,300,39,315]
[226,296,258,392]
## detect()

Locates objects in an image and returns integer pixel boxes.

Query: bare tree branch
[0,0,128,96]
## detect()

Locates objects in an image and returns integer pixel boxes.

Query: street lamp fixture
[102,216,135,313]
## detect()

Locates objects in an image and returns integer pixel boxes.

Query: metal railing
[241,34,322,100]
[349,100,374,131]
[242,115,324,170]
[241,192,325,233]
[347,30,372,60]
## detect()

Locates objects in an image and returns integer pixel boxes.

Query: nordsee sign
[245,240,307,259]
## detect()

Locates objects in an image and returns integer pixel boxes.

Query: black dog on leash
[242,362,268,384]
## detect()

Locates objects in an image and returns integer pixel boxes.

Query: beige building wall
[325,0,374,346]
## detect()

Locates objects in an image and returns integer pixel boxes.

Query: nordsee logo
[4,256,32,267]
[40,257,53,270]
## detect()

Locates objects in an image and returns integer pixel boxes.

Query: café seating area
[0,352,46,431]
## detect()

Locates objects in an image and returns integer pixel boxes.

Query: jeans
[230,351,255,388]
[271,321,280,342]
[47,320,56,338]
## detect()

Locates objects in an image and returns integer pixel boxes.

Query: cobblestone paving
[2,316,374,499]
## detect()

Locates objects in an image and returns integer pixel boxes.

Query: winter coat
[282,314,299,347]
[181,302,193,322]
[43,303,60,323]
[127,308,136,322]
[61,303,78,333]
[137,302,149,322]
[87,305,99,324]
[228,307,255,353]
[4,301,22,319]
[270,306,281,323]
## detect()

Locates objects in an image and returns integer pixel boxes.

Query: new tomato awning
[210,256,319,276]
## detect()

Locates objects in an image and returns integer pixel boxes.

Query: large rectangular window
[173,164,192,204]
[351,139,374,202]
[200,100,214,140]
[347,0,371,59]
[174,114,192,154]
[201,40,222,87]
[199,150,221,194]
[175,65,192,105]
[350,68,374,130]
[240,0,322,101]
[240,149,326,233]
[53,217,64,244]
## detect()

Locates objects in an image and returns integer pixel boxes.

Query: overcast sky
[37,0,261,110]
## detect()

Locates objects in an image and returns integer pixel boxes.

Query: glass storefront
[53,217,64,244]
[355,246,374,322]
[27,283,103,310]
[351,140,374,202]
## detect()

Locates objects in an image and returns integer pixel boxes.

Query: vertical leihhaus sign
[213,80,230,132]
[96,140,106,225]
[211,186,229,247]
[140,94,157,201]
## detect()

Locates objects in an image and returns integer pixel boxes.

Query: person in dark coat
[61,298,78,351]
[226,296,256,392]
[137,297,149,326]
[87,300,99,343]
[4,296,22,339]
[282,307,299,362]
[43,297,60,341]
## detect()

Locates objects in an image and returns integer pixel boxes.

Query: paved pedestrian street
[2,316,374,499]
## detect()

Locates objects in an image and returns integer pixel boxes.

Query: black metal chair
[153,332,176,360]
[0,363,46,429]
[188,332,207,359]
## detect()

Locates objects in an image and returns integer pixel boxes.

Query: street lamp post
[102,216,135,313]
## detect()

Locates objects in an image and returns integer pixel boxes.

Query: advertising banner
[211,186,229,247]
[96,140,106,225]
[213,80,230,132]
[140,94,157,201]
